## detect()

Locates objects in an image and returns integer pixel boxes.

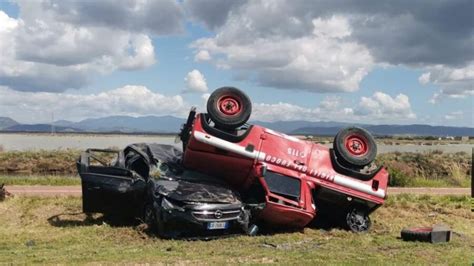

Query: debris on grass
[0,183,12,201]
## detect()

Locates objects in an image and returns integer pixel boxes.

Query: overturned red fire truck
[179,87,389,232]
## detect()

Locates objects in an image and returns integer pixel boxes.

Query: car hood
[154,179,241,204]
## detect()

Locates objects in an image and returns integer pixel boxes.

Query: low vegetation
[0,175,80,186]
[0,195,472,264]
[306,136,474,145]
[0,149,80,175]
[1,149,470,187]
[377,151,471,187]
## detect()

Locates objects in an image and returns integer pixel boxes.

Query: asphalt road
[3,186,471,197]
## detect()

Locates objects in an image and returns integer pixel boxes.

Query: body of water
[1,133,473,154]
[0,133,177,151]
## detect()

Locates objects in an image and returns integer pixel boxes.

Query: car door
[77,149,146,217]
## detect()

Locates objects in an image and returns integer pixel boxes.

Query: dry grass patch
[0,195,472,264]
[377,151,471,187]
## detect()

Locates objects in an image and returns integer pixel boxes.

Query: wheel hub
[346,209,370,232]
[345,135,368,156]
[218,96,241,116]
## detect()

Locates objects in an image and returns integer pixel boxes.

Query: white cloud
[0,86,187,123]
[429,92,441,104]
[418,72,431,85]
[42,0,184,35]
[444,111,463,120]
[117,35,156,70]
[201,93,211,101]
[312,16,351,38]
[355,92,416,120]
[253,102,319,122]
[184,69,208,93]
[252,101,355,122]
[0,0,184,92]
[251,93,416,123]
[194,50,211,62]
[420,62,474,100]
[192,15,374,92]
[186,0,474,69]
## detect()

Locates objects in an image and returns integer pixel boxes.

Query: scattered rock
[261,239,320,250]
[0,183,12,201]
[25,240,36,247]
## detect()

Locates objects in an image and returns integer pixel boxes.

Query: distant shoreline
[0,131,178,137]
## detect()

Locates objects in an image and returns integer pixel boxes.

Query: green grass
[0,175,81,186]
[1,149,472,187]
[0,149,80,175]
[377,151,471,187]
[0,195,472,264]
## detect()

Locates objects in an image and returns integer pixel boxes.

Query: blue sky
[0,0,472,127]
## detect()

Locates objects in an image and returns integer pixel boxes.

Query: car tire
[144,203,157,232]
[346,208,371,232]
[401,227,432,242]
[334,127,377,167]
[207,87,252,130]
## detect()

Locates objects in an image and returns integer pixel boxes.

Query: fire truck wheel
[346,209,371,232]
[207,87,252,129]
[334,127,377,168]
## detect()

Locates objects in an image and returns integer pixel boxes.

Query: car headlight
[161,197,184,212]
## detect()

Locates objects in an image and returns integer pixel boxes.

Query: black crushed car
[77,143,256,238]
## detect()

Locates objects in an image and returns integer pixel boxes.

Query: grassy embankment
[0,194,472,264]
[0,149,471,187]
[307,136,474,145]
[377,151,471,187]
[0,149,81,186]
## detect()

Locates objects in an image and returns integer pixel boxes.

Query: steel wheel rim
[344,134,368,156]
[217,95,242,116]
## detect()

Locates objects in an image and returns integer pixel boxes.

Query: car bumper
[158,205,249,238]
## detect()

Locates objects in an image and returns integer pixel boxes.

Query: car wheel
[346,209,371,232]
[144,204,157,231]
[207,87,252,130]
[334,127,377,168]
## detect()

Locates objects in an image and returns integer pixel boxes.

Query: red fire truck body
[183,113,388,228]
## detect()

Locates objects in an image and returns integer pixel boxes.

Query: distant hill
[1,115,472,136]
[0,117,18,129]
[54,120,75,127]
[70,115,184,133]
[3,115,185,133]
[4,124,81,132]
[293,124,474,136]
[252,120,349,133]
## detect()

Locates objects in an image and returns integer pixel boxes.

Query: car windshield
[149,160,228,186]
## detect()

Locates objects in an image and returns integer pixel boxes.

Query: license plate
[207,221,228,230]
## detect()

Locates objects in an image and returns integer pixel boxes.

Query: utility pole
[51,112,55,135]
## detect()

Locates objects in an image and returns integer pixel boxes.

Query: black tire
[143,204,157,232]
[401,227,432,242]
[346,209,371,232]
[207,87,252,129]
[334,127,377,167]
